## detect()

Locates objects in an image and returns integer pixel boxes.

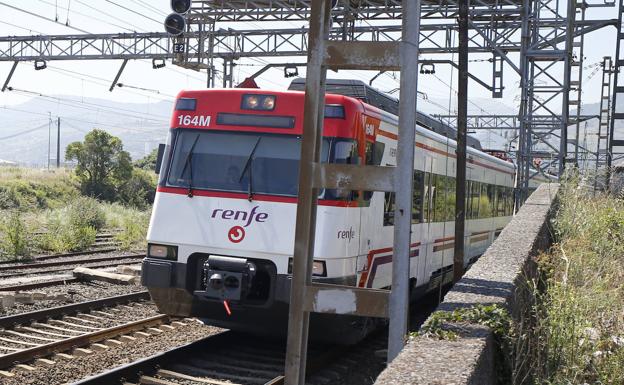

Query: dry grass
[525,176,624,384]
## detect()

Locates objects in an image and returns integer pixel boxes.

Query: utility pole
[454,0,468,282]
[56,117,61,168]
[47,112,51,170]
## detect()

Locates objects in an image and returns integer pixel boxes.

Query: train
[141,79,553,342]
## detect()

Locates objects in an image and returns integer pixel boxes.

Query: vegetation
[0,130,157,260]
[522,177,624,384]
[134,148,158,171]
[0,167,79,210]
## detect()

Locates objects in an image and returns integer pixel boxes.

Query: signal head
[171,0,192,14]
[164,13,186,36]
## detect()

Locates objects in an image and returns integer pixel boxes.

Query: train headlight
[288,258,327,277]
[148,243,178,260]
[242,94,276,111]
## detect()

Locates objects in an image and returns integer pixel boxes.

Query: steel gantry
[0,0,618,192]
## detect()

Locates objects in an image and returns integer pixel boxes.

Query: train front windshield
[165,130,330,197]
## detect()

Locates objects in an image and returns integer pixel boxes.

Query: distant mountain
[0,95,172,166]
[0,91,543,166]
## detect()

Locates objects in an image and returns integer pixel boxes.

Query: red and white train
[142,80,552,342]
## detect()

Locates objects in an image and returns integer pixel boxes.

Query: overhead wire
[0,19,44,34]
[104,0,162,26]
[73,0,149,32]
[0,1,89,33]
[36,0,141,33]
[8,88,170,122]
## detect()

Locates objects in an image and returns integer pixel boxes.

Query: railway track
[71,329,366,385]
[0,292,159,370]
[0,254,144,279]
[0,278,80,291]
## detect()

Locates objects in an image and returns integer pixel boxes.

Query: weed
[0,210,32,260]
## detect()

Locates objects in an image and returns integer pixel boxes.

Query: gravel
[0,280,146,317]
[2,321,223,385]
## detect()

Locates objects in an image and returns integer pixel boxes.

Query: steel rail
[0,314,168,370]
[0,278,80,291]
[71,332,231,385]
[0,261,142,279]
[0,249,118,265]
[0,254,144,272]
[0,291,150,329]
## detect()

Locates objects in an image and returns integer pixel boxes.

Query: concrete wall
[375,183,560,385]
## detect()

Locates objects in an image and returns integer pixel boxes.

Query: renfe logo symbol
[211,206,268,228]
[228,226,245,243]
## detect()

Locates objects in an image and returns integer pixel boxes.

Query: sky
[0,0,620,119]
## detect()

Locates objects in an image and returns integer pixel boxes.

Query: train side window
[471,181,481,219]
[496,186,506,216]
[383,192,395,226]
[433,175,452,222]
[487,184,496,218]
[362,141,385,201]
[424,172,434,222]
[326,140,358,201]
[445,176,456,221]
[412,171,424,223]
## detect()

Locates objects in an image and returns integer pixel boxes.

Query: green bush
[117,169,157,210]
[0,210,31,260]
[115,210,149,250]
[67,196,106,230]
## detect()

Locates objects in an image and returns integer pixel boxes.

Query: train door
[422,155,438,287]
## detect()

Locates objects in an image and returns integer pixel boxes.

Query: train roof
[288,78,482,151]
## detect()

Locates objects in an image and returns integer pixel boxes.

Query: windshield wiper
[179,134,201,198]
[239,136,262,201]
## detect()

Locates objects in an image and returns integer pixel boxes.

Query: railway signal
[164,0,191,36]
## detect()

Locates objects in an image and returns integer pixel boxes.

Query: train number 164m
[177,115,211,127]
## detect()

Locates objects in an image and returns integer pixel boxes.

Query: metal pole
[284,1,332,383]
[47,112,51,170]
[388,0,422,362]
[516,0,531,207]
[56,117,61,168]
[561,0,575,175]
[454,0,468,283]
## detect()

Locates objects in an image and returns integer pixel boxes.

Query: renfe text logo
[212,206,268,227]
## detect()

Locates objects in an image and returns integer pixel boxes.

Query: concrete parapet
[375,183,559,385]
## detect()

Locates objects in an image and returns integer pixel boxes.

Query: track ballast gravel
[0,280,145,316]
[2,321,223,385]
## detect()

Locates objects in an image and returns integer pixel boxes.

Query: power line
[46,66,175,101]
[7,88,170,122]
[36,0,140,33]
[0,122,49,141]
[73,0,148,32]
[104,0,162,25]
[0,1,89,33]
[128,0,168,17]
[0,19,44,34]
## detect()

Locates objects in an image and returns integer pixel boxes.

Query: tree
[65,129,132,201]
[134,148,158,171]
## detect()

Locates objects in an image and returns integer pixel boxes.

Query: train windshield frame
[164,129,334,197]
